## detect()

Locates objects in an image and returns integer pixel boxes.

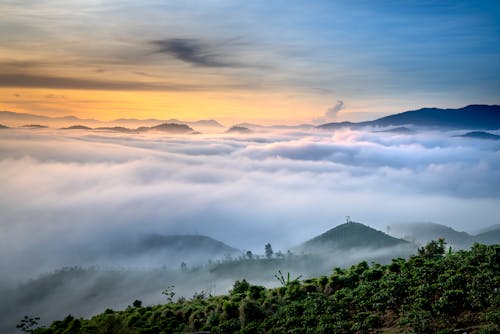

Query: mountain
[60,125,92,130]
[456,131,500,140]
[0,110,99,126]
[318,105,500,130]
[387,222,500,248]
[0,110,223,129]
[139,234,240,257]
[95,126,136,133]
[141,123,194,133]
[474,223,500,235]
[374,126,415,134]
[226,126,252,134]
[21,124,48,128]
[387,222,473,248]
[474,227,500,245]
[0,124,8,129]
[114,118,223,128]
[296,222,408,253]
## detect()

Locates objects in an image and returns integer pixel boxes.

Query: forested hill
[296,221,408,253]
[26,242,499,334]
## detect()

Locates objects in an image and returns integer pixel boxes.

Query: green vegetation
[23,242,499,334]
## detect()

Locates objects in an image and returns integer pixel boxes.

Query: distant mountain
[22,124,48,128]
[0,124,8,129]
[374,126,415,134]
[139,234,239,257]
[474,223,500,235]
[296,222,408,253]
[0,110,223,129]
[141,123,194,133]
[387,222,500,249]
[226,126,252,134]
[235,123,314,130]
[387,222,473,248]
[114,118,223,128]
[474,228,500,245]
[456,131,500,140]
[61,125,92,130]
[318,105,500,130]
[0,110,98,125]
[95,126,136,133]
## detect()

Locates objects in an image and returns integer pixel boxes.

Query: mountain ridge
[318,104,500,130]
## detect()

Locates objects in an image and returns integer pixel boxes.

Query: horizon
[1,103,499,128]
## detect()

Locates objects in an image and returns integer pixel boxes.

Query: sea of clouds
[1,127,499,284]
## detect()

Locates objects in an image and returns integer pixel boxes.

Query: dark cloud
[0,73,199,91]
[152,38,241,68]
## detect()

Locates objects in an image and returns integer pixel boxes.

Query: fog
[0,126,499,331]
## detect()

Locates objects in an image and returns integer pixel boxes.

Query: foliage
[264,243,273,259]
[27,242,499,334]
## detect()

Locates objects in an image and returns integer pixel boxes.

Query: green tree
[265,243,273,259]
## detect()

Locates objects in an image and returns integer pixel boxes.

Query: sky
[1,0,499,124]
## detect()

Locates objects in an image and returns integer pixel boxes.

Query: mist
[1,126,499,332]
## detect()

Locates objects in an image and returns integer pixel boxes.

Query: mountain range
[318,104,500,130]
[3,104,500,132]
[0,110,223,129]
[387,222,500,249]
[60,123,195,134]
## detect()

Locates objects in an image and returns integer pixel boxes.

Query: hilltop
[27,243,500,334]
[296,221,408,253]
[226,126,252,134]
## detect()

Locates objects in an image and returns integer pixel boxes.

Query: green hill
[297,222,408,253]
[388,222,473,248]
[474,228,500,245]
[28,243,500,334]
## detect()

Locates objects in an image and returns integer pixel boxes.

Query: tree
[16,316,40,333]
[265,243,273,259]
[418,238,446,258]
[132,300,142,308]
[246,250,253,259]
[180,262,187,271]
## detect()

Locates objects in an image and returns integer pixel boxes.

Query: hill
[146,123,194,133]
[138,234,240,259]
[22,124,48,128]
[29,243,500,334]
[388,222,473,248]
[226,126,252,134]
[474,227,500,245]
[95,126,136,133]
[457,131,500,140]
[297,222,408,253]
[0,110,223,129]
[388,222,500,249]
[60,125,92,130]
[0,124,8,129]
[318,104,500,130]
[374,126,415,134]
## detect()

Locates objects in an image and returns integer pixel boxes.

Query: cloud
[152,38,241,68]
[0,127,499,286]
[313,100,345,124]
[0,73,200,91]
